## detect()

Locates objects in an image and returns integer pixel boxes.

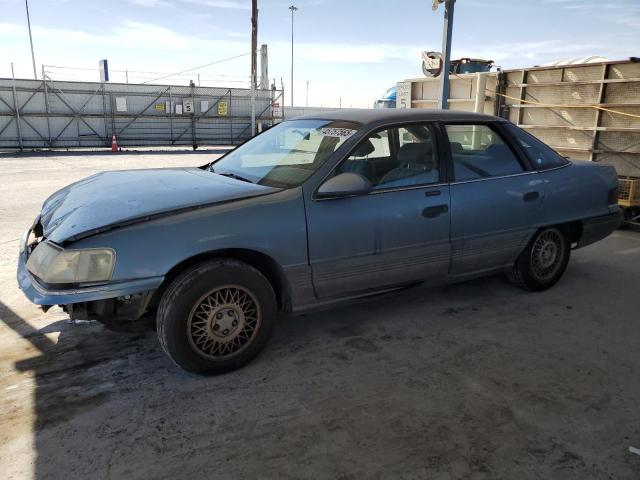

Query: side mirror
[316,172,372,199]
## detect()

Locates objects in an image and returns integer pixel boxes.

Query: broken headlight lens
[26,241,115,284]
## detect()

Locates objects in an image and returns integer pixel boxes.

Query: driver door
[305,123,451,298]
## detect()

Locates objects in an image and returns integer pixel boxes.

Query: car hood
[39,168,279,243]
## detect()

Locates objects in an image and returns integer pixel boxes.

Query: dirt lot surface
[1,150,639,480]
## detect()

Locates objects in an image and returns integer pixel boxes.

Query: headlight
[26,242,115,284]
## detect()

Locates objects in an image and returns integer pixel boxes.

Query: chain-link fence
[0,76,284,149]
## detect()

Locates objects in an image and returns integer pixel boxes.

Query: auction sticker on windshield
[320,127,356,138]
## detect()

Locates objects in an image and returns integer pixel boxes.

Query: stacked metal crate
[500,60,640,178]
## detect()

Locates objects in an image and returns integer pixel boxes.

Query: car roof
[291,108,503,125]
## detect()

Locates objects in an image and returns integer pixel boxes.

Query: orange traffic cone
[111,133,118,152]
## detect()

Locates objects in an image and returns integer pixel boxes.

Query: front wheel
[157,259,276,374]
[507,227,570,292]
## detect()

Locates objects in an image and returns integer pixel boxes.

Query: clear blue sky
[1,0,638,107]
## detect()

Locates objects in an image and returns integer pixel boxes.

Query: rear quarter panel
[537,161,617,226]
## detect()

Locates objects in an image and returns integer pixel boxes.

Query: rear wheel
[157,259,276,374]
[508,227,570,291]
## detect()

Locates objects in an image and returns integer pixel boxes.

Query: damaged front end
[63,291,155,323]
[18,167,281,325]
[18,216,165,324]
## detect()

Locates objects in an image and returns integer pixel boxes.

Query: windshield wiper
[213,170,254,184]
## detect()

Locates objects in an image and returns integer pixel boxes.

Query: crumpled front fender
[17,247,164,306]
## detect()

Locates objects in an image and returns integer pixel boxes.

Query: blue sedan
[18,110,622,373]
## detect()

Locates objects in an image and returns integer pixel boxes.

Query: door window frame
[312,120,450,200]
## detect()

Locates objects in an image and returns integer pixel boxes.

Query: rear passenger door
[445,123,545,277]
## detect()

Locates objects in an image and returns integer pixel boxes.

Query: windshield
[210,119,361,188]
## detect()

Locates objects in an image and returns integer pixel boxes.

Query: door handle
[422,204,449,218]
[523,191,540,202]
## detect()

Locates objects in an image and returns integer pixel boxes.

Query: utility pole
[435,0,455,110]
[10,63,24,150]
[25,0,37,79]
[289,4,298,107]
[260,44,268,89]
[250,0,258,135]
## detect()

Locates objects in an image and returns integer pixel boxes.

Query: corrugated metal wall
[0,78,284,148]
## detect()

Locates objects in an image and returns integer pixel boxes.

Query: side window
[357,129,392,159]
[504,123,569,170]
[446,124,524,181]
[336,129,392,186]
[336,123,440,190]
[399,126,426,148]
[380,124,439,188]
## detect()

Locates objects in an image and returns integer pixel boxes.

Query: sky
[0,0,639,108]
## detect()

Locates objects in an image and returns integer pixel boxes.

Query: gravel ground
[1,150,639,480]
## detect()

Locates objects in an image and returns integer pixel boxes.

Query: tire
[507,227,570,292]
[157,259,276,374]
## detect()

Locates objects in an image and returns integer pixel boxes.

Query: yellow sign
[218,101,228,116]
[155,103,165,113]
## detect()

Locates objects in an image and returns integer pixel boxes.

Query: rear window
[445,124,524,181]
[504,124,569,170]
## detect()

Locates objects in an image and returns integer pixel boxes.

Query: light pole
[251,0,258,136]
[25,0,37,79]
[288,4,298,107]
[434,0,455,110]
[306,80,309,107]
